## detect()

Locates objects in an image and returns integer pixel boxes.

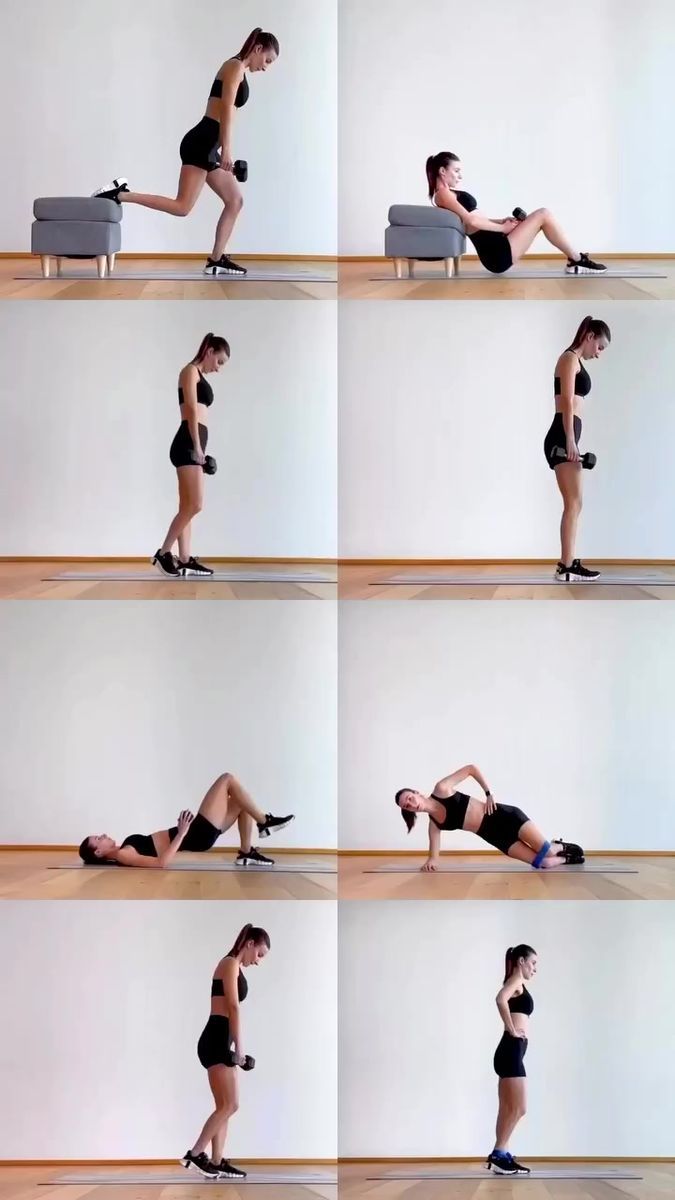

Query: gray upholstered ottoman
[31,197,123,278]
[385,205,466,277]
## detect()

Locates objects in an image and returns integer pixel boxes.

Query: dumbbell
[551,447,597,470]
[512,207,527,222]
[239,1054,255,1071]
[233,159,248,183]
[190,452,218,475]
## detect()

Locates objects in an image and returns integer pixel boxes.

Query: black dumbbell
[512,207,527,221]
[233,159,248,183]
[239,1054,255,1071]
[190,452,218,475]
[552,447,597,470]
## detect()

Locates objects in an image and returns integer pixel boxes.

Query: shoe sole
[182,1160,219,1178]
[203,268,247,277]
[554,575,599,583]
[259,817,295,836]
[181,570,214,577]
[236,860,274,868]
[151,558,184,579]
[565,268,607,275]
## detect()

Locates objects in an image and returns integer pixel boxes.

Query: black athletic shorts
[169,421,208,468]
[470,230,514,274]
[477,804,529,854]
[544,413,583,469]
[197,1015,237,1069]
[180,117,222,173]
[494,1031,528,1078]
[167,811,220,852]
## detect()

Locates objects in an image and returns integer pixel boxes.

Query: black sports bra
[554,355,591,397]
[210,58,249,108]
[451,189,478,212]
[120,832,157,857]
[178,370,213,409]
[211,964,248,1002]
[429,791,471,831]
[508,985,534,1015]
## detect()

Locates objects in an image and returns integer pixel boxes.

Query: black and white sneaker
[236,847,275,868]
[181,1151,219,1177]
[554,559,600,582]
[152,549,184,578]
[256,813,295,839]
[179,556,214,577]
[565,252,607,275]
[203,255,247,277]
[214,1160,247,1180]
[508,1156,531,1175]
[92,177,129,204]
[486,1152,517,1175]
[556,839,585,865]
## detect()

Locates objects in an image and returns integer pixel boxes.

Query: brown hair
[569,316,611,350]
[227,923,271,956]
[395,789,416,832]
[193,333,231,364]
[78,837,115,866]
[503,944,536,983]
[426,151,459,200]
[239,28,280,58]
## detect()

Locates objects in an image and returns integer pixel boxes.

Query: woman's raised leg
[122,165,206,217]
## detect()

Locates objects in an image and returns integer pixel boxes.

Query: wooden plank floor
[0,1167,335,1200]
[338,564,675,601]
[0,852,337,900]
[338,855,675,901]
[338,257,675,300]
[0,259,336,301]
[338,1160,674,1199]
[0,562,337,601]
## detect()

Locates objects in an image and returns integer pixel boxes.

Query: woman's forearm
[220,105,234,153]
[470,214,509,234]
[562,400,576,444]
[469,765,491,795]
[187,411,202,459]
[230,1009,242,1056]
[497,1001,517,1036]
[159,827,188,867]
[428,823,441,857]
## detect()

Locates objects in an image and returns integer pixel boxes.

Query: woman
[545,315,611,582]
[395,764,584,870]
[152,332,230,580]
[93,29,280,277]
[78,772,294,868]
[426,152,606,276]
[183,923,270,1179]
[486,945,538,1175]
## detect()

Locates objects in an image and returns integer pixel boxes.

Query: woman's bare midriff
[511,1011,529,1038]
[554,396,584,417]
[179,402,210,428]
[461,794,486,834]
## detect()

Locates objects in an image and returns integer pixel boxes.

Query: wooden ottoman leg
[454,256,461,275]
[407,259,415,278]
[444,258,454,278]
[107,253,117,274]
[56,258,63,276]
[96,255,107,279]
[394,257,404,279]
[40,255,51,279]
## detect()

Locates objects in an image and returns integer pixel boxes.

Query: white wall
[0,303,337,558]
[339,603,675,851]
[339,0,675,255]
[339,902,675,1156]
[339,303,675,559]
[1,0,337,255]
[0,603,337,848]
[0,901,337,1159]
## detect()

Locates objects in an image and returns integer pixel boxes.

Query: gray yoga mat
[45,571,336,584]
[50,861,337,874]
[371,268,665,280]
[48,1171,337,1186]
[20,270,335,283]
[368,1167,641,1180]
[365,862,638,874]
[376,574,674,586]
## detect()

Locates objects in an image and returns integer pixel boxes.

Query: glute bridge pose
[395,764,584,870]
[79,772,294,868]
[427,152,607,276]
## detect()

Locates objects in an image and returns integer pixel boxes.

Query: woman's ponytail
[569,315,611,350]
[239,28,280,58]
[227,923,271,956]
[192,333,231,364]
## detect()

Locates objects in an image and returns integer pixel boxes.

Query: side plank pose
[153,333,231,580]
[486,944,538,1176]
[79,773,294,869]
[544,316,611,582]
[427,152,607,276]
[395,765,584,870]
[182,924,270,1179]
[93,29,279,276]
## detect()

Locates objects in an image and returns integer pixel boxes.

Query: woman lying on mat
[183,922,270,1179]
[79,772,294,868]
[395,764,584,870]
[487,943,538,1175]
[153,332,230,580]
[427,152,606,276]
[545,315,611,583]
[92,28,279,277]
